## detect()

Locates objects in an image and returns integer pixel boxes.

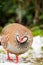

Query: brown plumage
[1,23,33,63]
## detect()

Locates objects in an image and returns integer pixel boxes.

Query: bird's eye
[16,35,20,41]
[22,37,28,43]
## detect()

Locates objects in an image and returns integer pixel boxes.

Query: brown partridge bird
[0,23,33,63]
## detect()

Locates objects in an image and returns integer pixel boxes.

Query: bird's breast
[7,41,20,53]
[7,41,29,54]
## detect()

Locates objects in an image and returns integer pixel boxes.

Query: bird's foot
[7,51,14,62]
[7,57,14,62]
[15,55,19,63]
[7,52,19,63]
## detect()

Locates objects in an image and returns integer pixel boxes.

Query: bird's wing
[1,34,9,49]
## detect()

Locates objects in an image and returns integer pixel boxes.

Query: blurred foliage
[0,27,3,34]
[41,46,43,51]
[31,26,43,36]
[29,47,33,50]
[0,0,43,36]
[0,50,6,54]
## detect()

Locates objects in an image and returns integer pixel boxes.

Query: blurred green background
[0,0,43,36]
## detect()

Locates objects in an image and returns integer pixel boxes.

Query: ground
[0,36,43,65]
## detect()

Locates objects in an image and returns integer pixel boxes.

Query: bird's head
[15,29,30,45]
[14,29,32,50]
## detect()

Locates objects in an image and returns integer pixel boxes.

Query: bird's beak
[19,37,23,43]
[16,35,28,44]
[19,37,28,44]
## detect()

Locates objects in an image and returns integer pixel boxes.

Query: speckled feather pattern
[1,23,33,55]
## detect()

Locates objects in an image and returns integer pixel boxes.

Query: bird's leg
[7,51,14,62]
[15,55,19,63]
